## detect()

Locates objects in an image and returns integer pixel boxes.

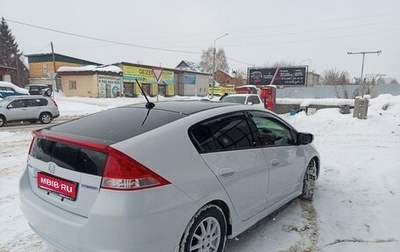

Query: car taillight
[101,147,170,190]
[51,99,58,107]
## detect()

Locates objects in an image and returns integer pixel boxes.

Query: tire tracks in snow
[282,199,320,252]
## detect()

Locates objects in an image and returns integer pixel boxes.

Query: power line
[5,18,202,55]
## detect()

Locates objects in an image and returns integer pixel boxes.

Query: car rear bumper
[19,168,195,252]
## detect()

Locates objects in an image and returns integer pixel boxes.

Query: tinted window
[190,112,255,153]
[30,137,107,176]
[249,111,294,146]
[220,96,246,104]
[27,98,48,107]
[249,96,260,104]
[9,99,27,108]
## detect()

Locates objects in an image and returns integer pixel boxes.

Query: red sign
[37,172,77,200]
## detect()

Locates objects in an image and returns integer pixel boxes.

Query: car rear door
[190,112,269,221]
[26,98,47,119]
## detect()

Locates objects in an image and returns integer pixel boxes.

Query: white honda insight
[20,100,320,252]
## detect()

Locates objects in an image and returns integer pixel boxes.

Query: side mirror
[297,132,313,145]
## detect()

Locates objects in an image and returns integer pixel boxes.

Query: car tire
[180,205,227,252]
[300,159,317,200]
[39,112,52,124]
[0,115,5,127]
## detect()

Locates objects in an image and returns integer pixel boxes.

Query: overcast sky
[1,0,399,81]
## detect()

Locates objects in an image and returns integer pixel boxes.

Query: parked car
[25,84,53,96]
[0,81,30,98]
[0,95,59,127]
[19,101,319,252]
[220,93,265,109]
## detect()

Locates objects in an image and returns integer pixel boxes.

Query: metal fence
[276,83,400,99]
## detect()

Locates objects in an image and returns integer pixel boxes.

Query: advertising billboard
[248,66,307,86]
[123,65,174,84]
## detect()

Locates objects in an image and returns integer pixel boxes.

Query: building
[214,70,246,87]
[27,53,211,97]
[26,53,100,89]
[307,71,320,86]
[57,65,123,98]
[175,60,210,96]
[0,65,15,82]
[114,62,175,97]
[113,61,210,97]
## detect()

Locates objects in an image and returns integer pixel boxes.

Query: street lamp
[347,50,381,97]
[211,33,229,99]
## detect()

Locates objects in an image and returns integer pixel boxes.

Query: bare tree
[376,77,386,85]
[322,68,354,98]
[199,46,229,74]
[270,60,296,67]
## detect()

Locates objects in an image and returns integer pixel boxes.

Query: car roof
[39,101,238,145]
[3,95,52,101]
[126,100,235,115]
[225,93,258,97]
[25,84,49,87]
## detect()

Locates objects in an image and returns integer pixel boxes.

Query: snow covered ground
[0,93,399,252]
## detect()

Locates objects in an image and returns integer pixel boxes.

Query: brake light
[51,99,58,107]
[101,147,170,190]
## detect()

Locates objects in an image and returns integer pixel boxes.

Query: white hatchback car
[20,101,319,252]
[0,95,60,127]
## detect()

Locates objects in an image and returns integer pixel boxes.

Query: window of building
[69,80,77,90]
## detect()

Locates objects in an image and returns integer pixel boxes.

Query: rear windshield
[30,137,108,176]
[46,106,187,144]
[220,96,246,104]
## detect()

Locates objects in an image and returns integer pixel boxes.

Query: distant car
[19,101,319,252]
[25,84,53,96]
[220,93,265,109]
[0,81,30,98]
[0,95,59,127]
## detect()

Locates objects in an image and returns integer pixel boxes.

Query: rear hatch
[25,105,187,217]
[27,132,108,217]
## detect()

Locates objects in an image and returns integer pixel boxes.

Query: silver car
[19,101,319,252]
[0,95,60,127]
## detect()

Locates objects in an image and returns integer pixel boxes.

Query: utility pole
[211,33,229,99]
[51,42,57,94]
[347,50,381,97]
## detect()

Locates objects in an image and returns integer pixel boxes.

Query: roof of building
[26,53,100,65]
[58,65,122,73]
[57,65,122,76]
[176,60,203,73]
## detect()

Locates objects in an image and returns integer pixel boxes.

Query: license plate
[37,172,77,200]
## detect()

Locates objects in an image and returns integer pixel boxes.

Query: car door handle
[271,159,280,166]
[219,168,235,176]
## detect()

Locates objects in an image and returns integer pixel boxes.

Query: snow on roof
[176,60,203,73]
[58,65,122,73]
[0,81,30,95]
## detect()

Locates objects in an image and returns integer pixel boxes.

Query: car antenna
[135,79,155,109]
